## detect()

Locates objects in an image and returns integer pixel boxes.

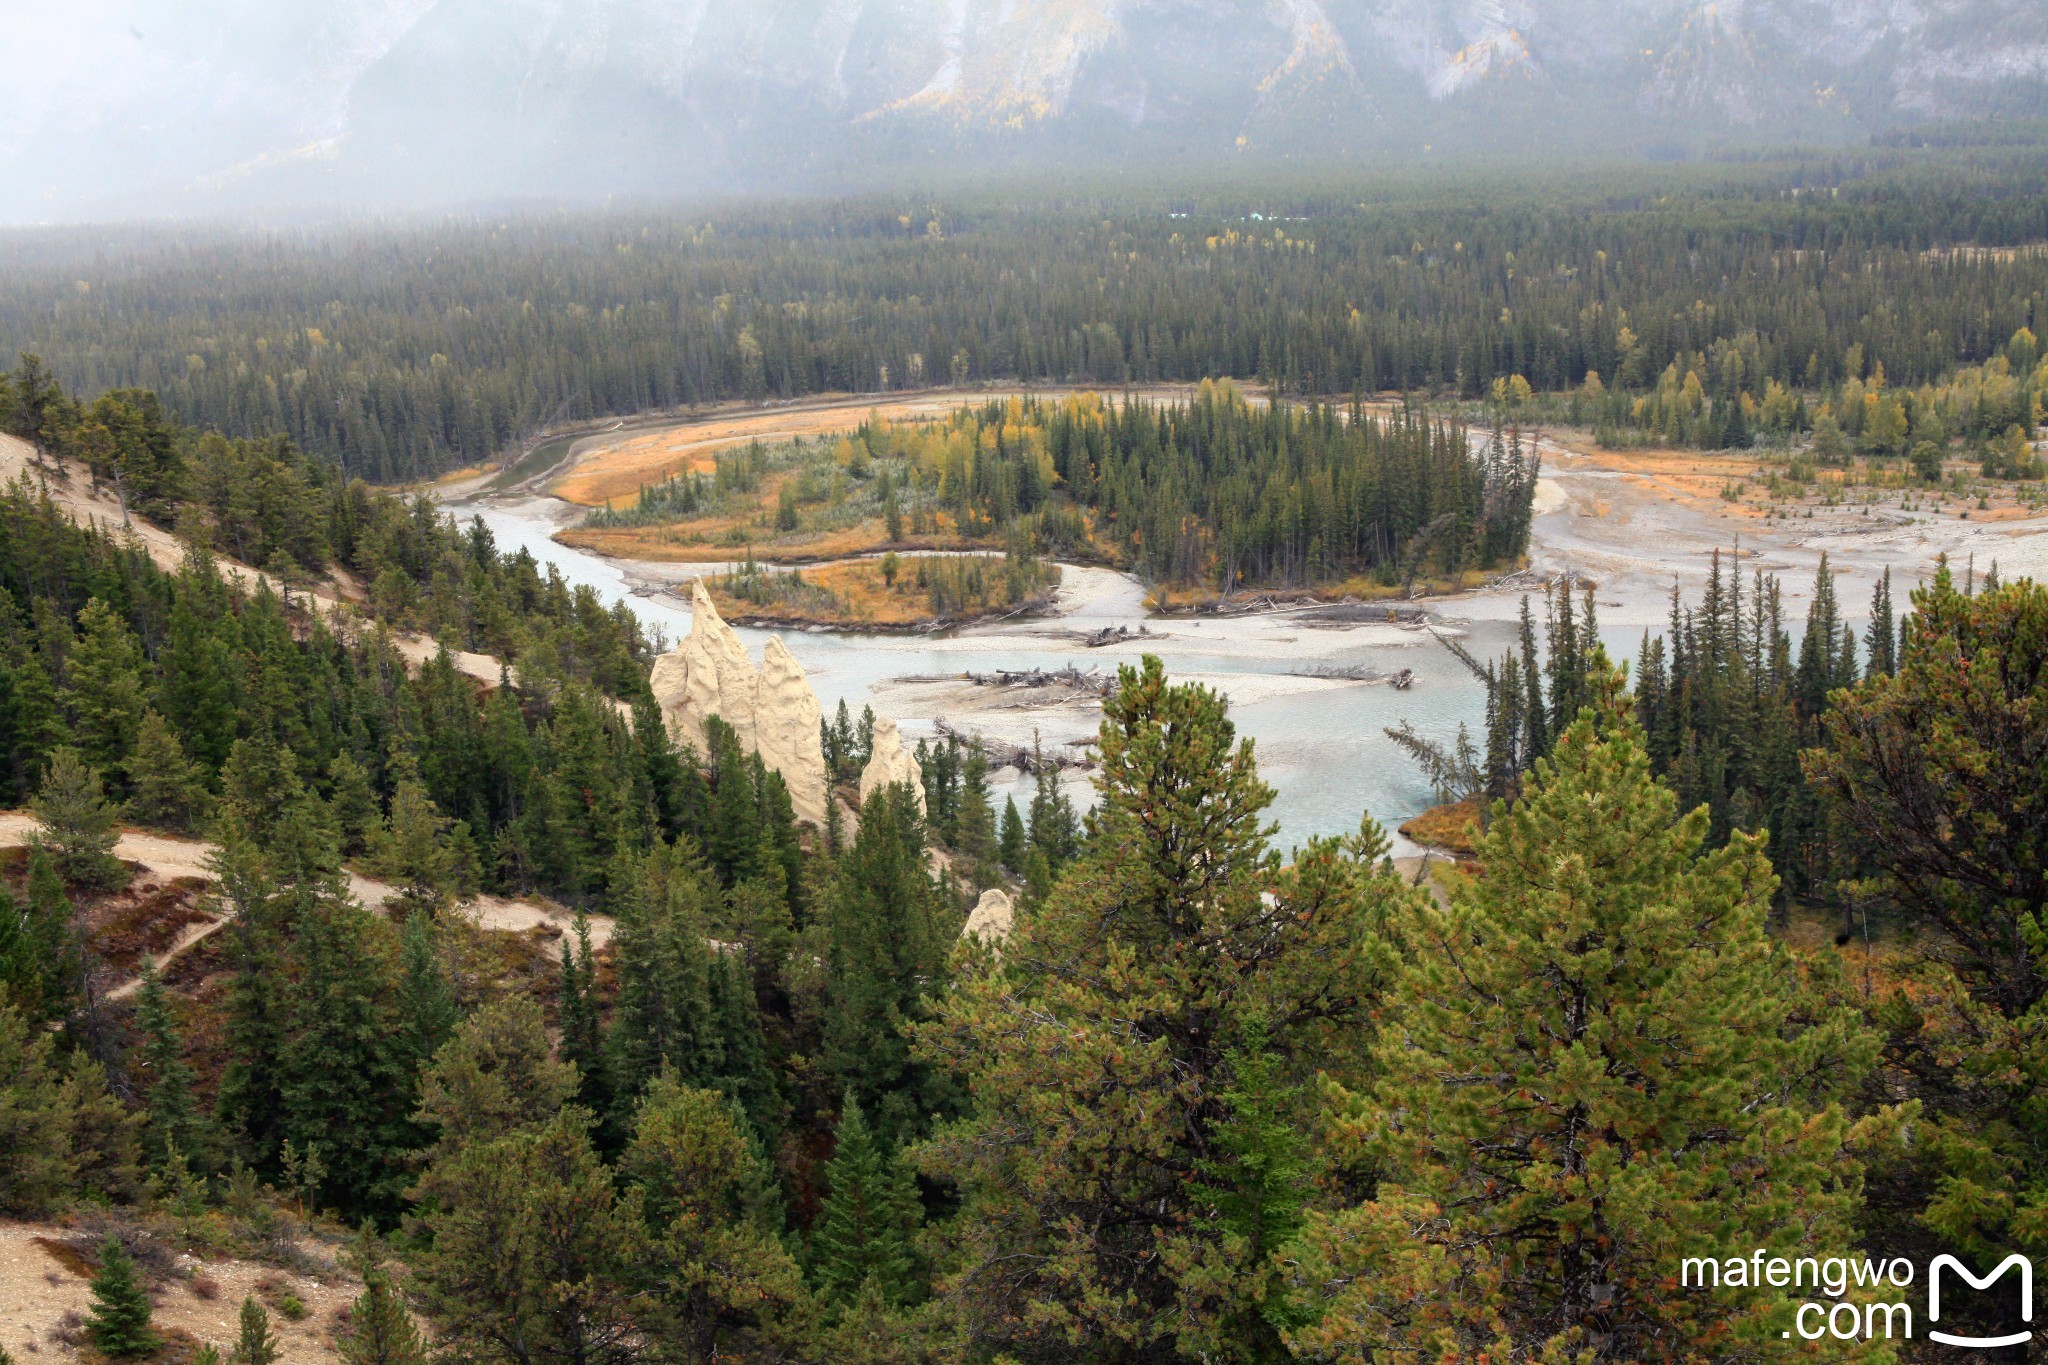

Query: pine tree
[233,1296,278,1365]
[339,1236,428,1365]
[1808,567,2048,1288]
[86,1237,159,1358]
[374,778,459,918]
[135,958,211,1171]
[914,656,1406,1360]
[812,1093,920,1307]
[414,1110,646,1365]
[413,996,580,1169]
[127,710,206,833]
[623,1079,805,1361]
[1297,688,1877,1360]
[30,747,125,890]
[0,999,75,1215]
[60,598,149,783]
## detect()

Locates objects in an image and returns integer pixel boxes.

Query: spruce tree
[86,1237,159,1358]
[278,898,414,1219]
[812,1093,920,1307]
[1024,740,1079,869]
[953,743,998,867]
[1296,686,1877,1359]
[824,782,951,1143]
[397,910,457,1070]
[557,914,608,1115]
[135,957,211,1171]
[213,843,288,1170]
[603,838,720,1128]
[1865,565,1897,679]
[19,848,79,1023]
[997,796,1026,873]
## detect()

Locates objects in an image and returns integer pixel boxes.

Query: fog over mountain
[3,0,2044,221]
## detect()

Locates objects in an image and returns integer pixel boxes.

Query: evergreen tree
[398,910,458,1070]
[213,838,289,1170]
[997,796,1026,873]
[86,1237,159,1358]
[127,709,207,833]
[414,1109,646,1365]
[1865,565,1897,679]
[30,747,125,890]
[340,1237,429,1365]
[278,898,414,1220]
[824,783,951,1143]
[60,1050,145,1205]
[135,957,211,1171]
[413,996,580,1170]
[374,778,461,918]
[603,838,721,1128]
[1807,567,2048,1310]
[233,1296,278,1365]
[1024,740,1079,870]
[59,598,149,783]
[18,848,80,1023]
[0,999,75,1215]
[558,914,608,1115]
[624,1079,806,1362]
[953,743,998,870]
[812,1092,920,1307]
[1297,687,1876,1359]
[914,656,1405,1361]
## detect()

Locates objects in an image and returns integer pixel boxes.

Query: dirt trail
[0,814,611,997]
[0,1220,360,1365]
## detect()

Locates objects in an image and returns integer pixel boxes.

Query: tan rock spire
[647,578,831,827]
[859,713,927,816]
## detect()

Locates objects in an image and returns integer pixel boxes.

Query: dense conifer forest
[2,152,2046,480]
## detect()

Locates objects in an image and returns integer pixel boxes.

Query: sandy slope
[0,1220,361,1365]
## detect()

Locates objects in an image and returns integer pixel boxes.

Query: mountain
[2,0,2044,220]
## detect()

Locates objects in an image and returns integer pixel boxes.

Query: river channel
[452,494,1518,856]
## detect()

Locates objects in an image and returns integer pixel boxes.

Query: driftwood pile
[960,665,1115,696]
[1078,623,1154,647]
[1287,664,1416,688]
[933,717,1097,773]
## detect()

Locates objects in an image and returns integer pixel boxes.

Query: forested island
[3,141,2048,1363]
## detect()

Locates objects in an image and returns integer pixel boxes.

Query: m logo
[1929,1254,2034,1349]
